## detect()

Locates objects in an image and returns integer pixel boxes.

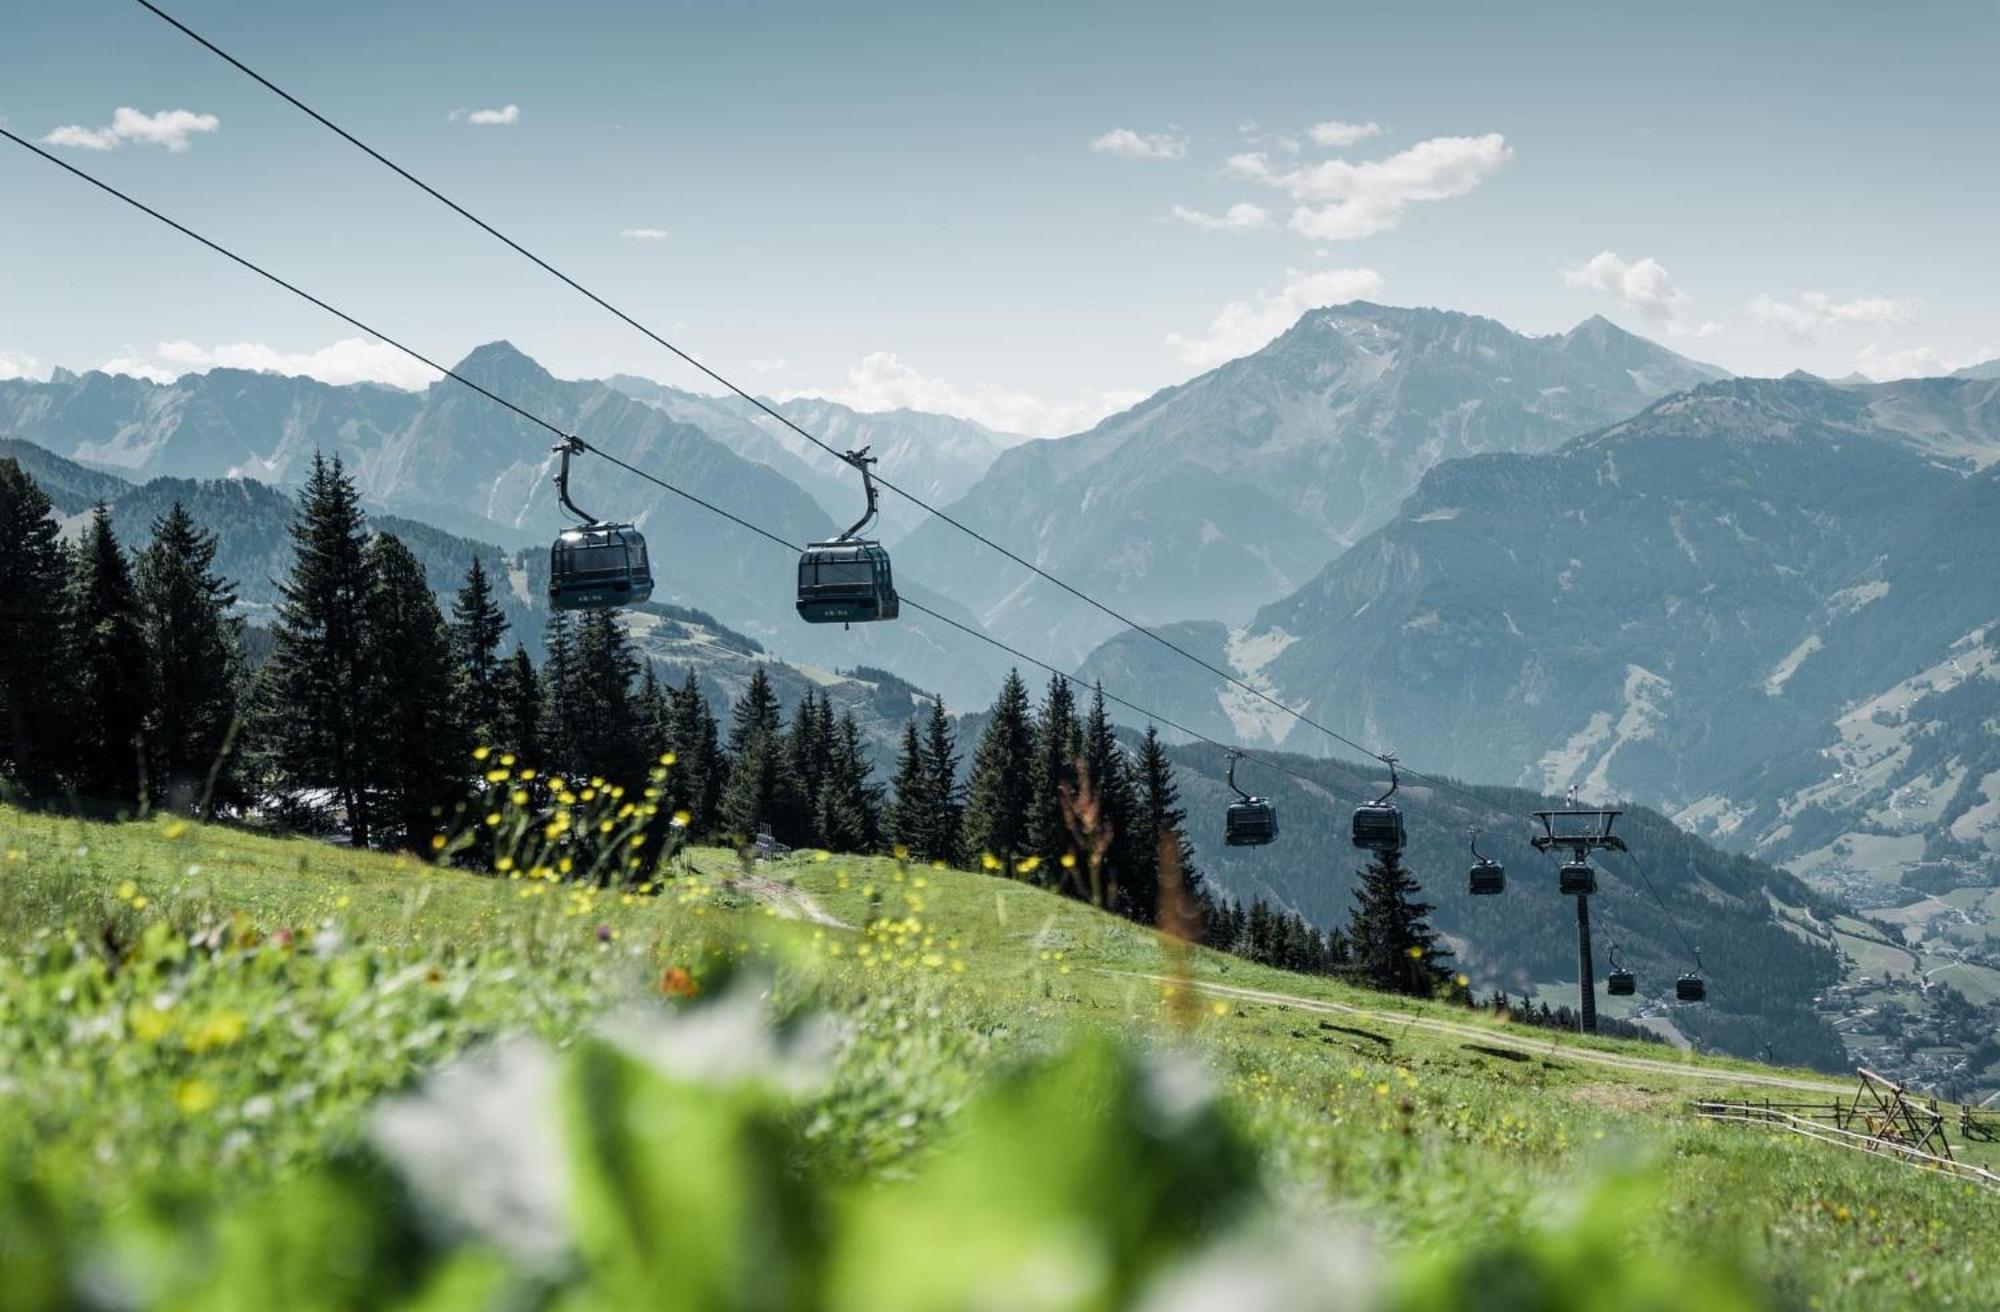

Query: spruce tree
[815,712,876,853]
[566,609,644,785]
[448,556,509,747]
[883,717,934,858]
[538,611,578,774]
[923,697,962,865]
[962,670,1033,873]
[785,689,832,846]
[1345,845,1454,996]
[361,534,465,850]
[66,506,150,807]
[258,454,375,842]
[635,661,673,764]
[1075,683,1139,907]
[497,643,544,764]
[0,459,71,794]
[135,502,242,816]
[666,668,725,835]
[1127,725,1203,928]
[717,666,787,842]
[1025,673,1082,874]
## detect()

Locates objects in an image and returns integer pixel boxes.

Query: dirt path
[1103,970,1854,1096]
[721,873,853,929]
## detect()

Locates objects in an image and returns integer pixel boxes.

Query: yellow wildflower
[174,1079,219,1115]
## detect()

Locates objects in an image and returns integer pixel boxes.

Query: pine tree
[538,611,578,773]
[65,506,150,807]
[135,502,242,816]
[1345,845,1454,996]
[448,556,509,747]
[962,671,1033,873]
[883,717,934,858]
[815,712,876,853]
[923,697,962,865]
[717,667,788,842]
[1025,673,1082,874]
[1127,726,1203,929]
[635,661,673,764]
[496,643,543,764]
[785,689,833,846]
[1073,683,1139,908]
[0,459,71,794]
[566,609,644,785]
[257,454,375,842]
[361,534,465,850]
[665,668,725,835]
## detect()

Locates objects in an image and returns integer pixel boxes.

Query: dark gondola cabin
[1222,752,1278,847]
[1558,860,1597,896]
[1225,797,1277,846]
[545,436,654,612]
[798,446,899,626]
[796,540,898,624]
[1676,972,1706,1002]
[1469,858,1505,896]
[1607,967,1636,996]
[1351,802,1405,852]
[549,522,653,611]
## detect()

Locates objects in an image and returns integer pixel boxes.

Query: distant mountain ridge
[1079,373,2000,898]
[0,346,1007,704]
[897,302,1726,663]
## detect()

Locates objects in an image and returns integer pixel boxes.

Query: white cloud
[1748,292,1918,342]
[749,357,789,374]
[1227,133,1511,240]
[1091,127,1189,161]
[0,351,41,382]
[1852,341,1998,381]
[619,227,669,241]
[1165,266,1386,368]
[1560,250,1720,339]
[789,354,1138,438]
[93,338,436,390]
[1306,119,1383,148]
[42,107,219,153]
[1169,202,1270,234]
[449,104,521,126]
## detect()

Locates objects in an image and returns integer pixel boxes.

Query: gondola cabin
[796,540,899,624]
[1607,967,1636,997]
[1225,797,1278,846]
[1351,802,1405,852]
[1676,972,1706,1002]
[549,523,653,611]
[1469,858,1505,896]
[1558,859,1597,896]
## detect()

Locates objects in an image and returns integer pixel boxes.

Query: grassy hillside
[3,803,1998,1309]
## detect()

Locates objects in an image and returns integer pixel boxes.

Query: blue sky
[3,0,1996,435]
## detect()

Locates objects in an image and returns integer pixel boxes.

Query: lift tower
[1531,809,1627,1034]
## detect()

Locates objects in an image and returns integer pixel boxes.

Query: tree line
[0,452,1457,998]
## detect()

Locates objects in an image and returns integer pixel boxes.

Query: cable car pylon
[1530,802,1629,1034]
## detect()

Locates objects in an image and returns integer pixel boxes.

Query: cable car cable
[132,0,1487,789]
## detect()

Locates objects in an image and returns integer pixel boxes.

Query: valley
[9,304,2000,1098]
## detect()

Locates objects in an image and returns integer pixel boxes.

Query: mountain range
[0,346,1006,705]
[896,302,1725,663]
[16,302,2000,1078]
